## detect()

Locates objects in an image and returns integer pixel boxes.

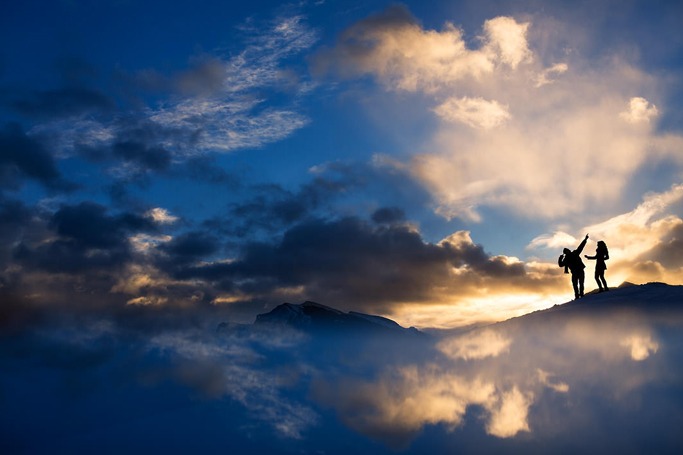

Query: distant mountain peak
[254,301,421,336]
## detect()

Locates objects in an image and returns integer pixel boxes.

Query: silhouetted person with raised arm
[558,234,589,300]
[585,240,609,292]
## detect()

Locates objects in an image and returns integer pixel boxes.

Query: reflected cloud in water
[310,284,683,451]
[1,284,682,452]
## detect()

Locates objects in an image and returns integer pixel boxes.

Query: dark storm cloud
[218,174,357,237]
[13,201,155,273]
[105,118,182,168]
[0,123,71,190]
[214,159,428,240]
[179,156,240,185]
[112,140,172,171]
[177,216,526,309]
[10,87,113,120]
[0,197,33,267]
[643,223,683,268]
[175,57,227,97]
[51,202,154,248]
[372,207,405,225]
[74,117,190,176]
[0,286,45,335]
[225,186,310,236]
[0,196,31,240]
[2,55,112,120]
[116,56,227,98]
[160,231,221,262]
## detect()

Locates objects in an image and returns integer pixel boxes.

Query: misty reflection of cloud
[147,327,318,439]
[437,329,511,360]
[313,288,682,449]
[620,333,659,361]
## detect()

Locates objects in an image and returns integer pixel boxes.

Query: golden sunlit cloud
[320,6,682,223]
[619,97,659,124]
[481,16,532,69]
[126,295,169,306]
[145,207,179,224]
[314,6,531,93]
[129,233,173,252]
[534,62,568,87]
[414,82,668,221]
[433,96,511,129]
[390,291,566,330]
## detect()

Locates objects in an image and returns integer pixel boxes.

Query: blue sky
[2,0,683,328]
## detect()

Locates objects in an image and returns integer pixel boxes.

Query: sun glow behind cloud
[390,291,566,329]
[529,183,683,285]
[318,5,682,225]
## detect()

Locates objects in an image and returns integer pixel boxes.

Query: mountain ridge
[254,300,422,336]
[247,282,682,336]
[483,281,683,335]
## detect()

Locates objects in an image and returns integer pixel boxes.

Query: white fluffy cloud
[481,16,533,69]
[320,6,683,223]
[620,97,659,124]
[314,5,531,94]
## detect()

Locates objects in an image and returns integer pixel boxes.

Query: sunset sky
[2,0,683,329]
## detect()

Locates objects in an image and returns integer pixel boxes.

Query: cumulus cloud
[313,5,531,93]
[170,217,539,318]
[412,69,670,221]
[620,97,658,124]
[12,202,157,274]
[481,16,532,69]
[0,123,72,190]
[318,5,682,223]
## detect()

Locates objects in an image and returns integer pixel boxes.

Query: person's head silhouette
[563,248,571,254]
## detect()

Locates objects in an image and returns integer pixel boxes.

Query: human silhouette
[558,234,589,299]
[585,240,609,292]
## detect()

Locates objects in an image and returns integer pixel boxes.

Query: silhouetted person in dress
[585,240,609,292]
[558,234,589,299]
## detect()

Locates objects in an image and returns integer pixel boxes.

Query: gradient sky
[2,0,683,329]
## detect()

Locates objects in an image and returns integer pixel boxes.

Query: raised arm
[575,234,588,254]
